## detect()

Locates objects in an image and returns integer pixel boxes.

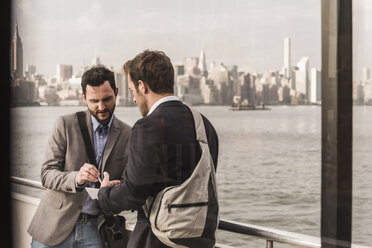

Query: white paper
[85,187,99,200]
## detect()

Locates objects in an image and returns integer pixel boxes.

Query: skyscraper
[362,67,370,83]
[282,37,291,78]
[295,57,310,100]
[56,64,73,82]
[183,57,199,76]
[311,68,322,103]
[25,65,36,80]
[92,56,102,66]
[198,49,208,77]
[11,23,23,79]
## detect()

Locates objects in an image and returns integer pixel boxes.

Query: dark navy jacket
[98,100,219,248]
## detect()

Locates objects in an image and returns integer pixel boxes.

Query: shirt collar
[91,113,114,133]
[147,96,180,116]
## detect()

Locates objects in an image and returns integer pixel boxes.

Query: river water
[10,105,372,247]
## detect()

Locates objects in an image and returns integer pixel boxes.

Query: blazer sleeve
[40,116,78,193]
[98,119,168,215]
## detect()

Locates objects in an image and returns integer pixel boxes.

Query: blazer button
[67,188,72,192]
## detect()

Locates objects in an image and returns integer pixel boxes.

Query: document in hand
[86,187,99,199]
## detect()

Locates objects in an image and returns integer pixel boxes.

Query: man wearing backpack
[98,50,219,248]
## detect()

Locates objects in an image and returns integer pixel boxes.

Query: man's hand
[101,172,120,188]
[76,163,100,185]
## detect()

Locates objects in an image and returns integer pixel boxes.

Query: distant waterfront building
[290,66,298,90]
[362,67,370,83]
[77,66,90,77]
[92,56,102,66]
[47,76,57,86]
[25,65,36,79]
[56,64,73,82]
[11,23,23,79]
[198,49,208,77]
[209,63,231,105]
[227,65,239,98]
[278,85,291,104]
[310,68,322,103]
[33,74,47,88]
[239,73,256,105]
[174,65,185,96]
[295,70,306,95]
[115,70,131,105]
[11,79,36,105]
[282,37,291,78]
[65,76,82,92]
[363,81,372,104]
[183,57,199,76]
[38,85,58,105]
[174,65,185,77]
[268,84,279,104]
[297,57,309,71]
[200,77,219,104]
[295,57,310,101]
[176,75,204,105]
[114,71,124,98]
[254,78,263,104]
[353,80,364,105]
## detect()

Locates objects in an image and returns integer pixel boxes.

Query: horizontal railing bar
[219,219,320,248]
[10,176,372,248]
[11,176,44,190]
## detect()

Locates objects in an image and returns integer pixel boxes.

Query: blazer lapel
[101,115,120,172]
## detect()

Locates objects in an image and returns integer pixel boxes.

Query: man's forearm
[98,179,147,215]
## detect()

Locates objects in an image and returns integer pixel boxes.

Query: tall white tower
[282,37,291,78]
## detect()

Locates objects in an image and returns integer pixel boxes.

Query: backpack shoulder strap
[187,107,208,144]
[76,111,97,167]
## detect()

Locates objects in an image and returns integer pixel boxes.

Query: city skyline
[12,0,324,77]
[11,0,372,80]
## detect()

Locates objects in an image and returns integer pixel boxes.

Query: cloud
[15,0,34,20]
[76,1,105,31]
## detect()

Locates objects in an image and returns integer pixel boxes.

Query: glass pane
[11,0,322,246]
[353,0,372,245]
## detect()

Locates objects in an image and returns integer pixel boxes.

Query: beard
[135,90,149,117]
[138,98,149,117]
[88,104,116,125]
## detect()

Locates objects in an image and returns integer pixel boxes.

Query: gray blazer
[28,110,131,246]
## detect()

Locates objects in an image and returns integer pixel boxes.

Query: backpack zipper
[168,202,209,213]
[154,186,176,230]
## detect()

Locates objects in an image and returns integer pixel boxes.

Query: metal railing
[10,176,370,248]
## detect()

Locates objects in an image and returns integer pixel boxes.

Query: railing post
[266,240,273,248]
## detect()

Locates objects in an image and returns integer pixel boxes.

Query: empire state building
[11,23,23,79]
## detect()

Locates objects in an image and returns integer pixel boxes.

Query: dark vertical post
[0,0,12,247]
[321,0,352,247]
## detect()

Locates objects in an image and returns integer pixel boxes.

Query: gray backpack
[143,108,219,248]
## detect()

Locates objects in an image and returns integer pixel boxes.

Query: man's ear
[82,92,87,102]
[138,80,148,94]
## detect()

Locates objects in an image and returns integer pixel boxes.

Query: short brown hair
[123,50,174,94]
[81,65,115,95]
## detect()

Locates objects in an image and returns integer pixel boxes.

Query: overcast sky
[11,0,371,79]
